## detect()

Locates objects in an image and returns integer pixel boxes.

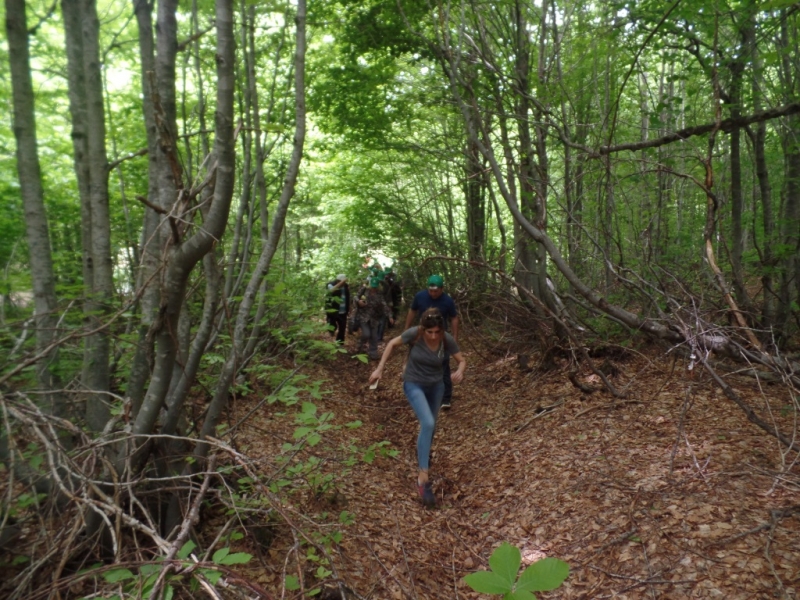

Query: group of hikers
[324,262,403,359]
[325,264,465,508]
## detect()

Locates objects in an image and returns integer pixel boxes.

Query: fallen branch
[701,358,799,453]
[514,399,565,432]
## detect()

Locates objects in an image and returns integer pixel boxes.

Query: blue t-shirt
[410,290,458,330]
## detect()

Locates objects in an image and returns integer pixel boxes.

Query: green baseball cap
[427,275,444,288]
[369,277,381,288]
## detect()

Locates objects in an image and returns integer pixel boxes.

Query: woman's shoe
[417,481,436,508]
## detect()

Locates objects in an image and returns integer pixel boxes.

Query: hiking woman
[368,308,466,507]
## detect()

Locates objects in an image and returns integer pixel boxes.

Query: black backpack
[325,280,348,314]
[324,280,338,313]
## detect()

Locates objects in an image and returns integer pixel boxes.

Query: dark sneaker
[417,481,436,508]
[441,398,452,410]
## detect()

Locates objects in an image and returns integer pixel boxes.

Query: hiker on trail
[355,277,394,360]
[368,308,466,508]
[381,268,403,333]
[404,275,459,409]
[325,274,350,344]
[377,266,402,341]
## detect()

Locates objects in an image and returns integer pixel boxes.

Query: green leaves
[177,540,197,560]
[465,571,513,595]
[464,543,569,599]
[212,547,253,566]
[517,558,570,592]
[489,542,521,584]
[103,568,135,583]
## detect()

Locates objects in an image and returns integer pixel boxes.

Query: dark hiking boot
[441,397,452,410]
[417,481,435,508]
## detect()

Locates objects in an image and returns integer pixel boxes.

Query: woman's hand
[368,367,382,385]
[451,369,465,384]
[369,336,402,386]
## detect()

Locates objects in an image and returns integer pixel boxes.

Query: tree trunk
[512,0,538,299]
[5,0,65,417]
[197,0,306,462]
[727,53,754,321]
[127,0,237,470]
[747,18,775,332]
[464,99,486,263]
[533,0,554,312]
[774,11,800,344]
[62,0,113,431]
[777,115,800,341]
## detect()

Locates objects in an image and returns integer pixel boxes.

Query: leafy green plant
[93,542,252,599]
[464,542,569,599]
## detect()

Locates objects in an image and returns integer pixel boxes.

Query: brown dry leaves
[232,333,800,599]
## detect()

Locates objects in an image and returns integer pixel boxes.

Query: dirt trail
[235,330,800,599]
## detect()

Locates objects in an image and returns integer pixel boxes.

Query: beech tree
[4,0,65,418]
[61,0,113,432]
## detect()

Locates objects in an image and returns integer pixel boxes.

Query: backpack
[324,280,339,314]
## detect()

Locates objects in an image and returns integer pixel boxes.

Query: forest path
[234,328,800,599]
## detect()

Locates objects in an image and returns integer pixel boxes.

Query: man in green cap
[404,274,459,408]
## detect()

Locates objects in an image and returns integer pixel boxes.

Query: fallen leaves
[230,332,800,599]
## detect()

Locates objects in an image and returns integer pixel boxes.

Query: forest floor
[229,326,800,600]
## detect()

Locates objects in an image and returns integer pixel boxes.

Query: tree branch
[107,148,148,171]
[595,102,800,156]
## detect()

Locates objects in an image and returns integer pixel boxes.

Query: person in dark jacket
[325,274,350,344]
[355,277,394,359]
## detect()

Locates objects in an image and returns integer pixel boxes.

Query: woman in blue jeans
[369,308,466,507]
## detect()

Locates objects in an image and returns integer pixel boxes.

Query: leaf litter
[231,330,800,599]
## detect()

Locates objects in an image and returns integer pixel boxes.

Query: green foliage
[464,543,569,599]
[91,544,252,599]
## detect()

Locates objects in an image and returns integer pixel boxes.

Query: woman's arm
[369,335,403,384]
[450,351,466,384]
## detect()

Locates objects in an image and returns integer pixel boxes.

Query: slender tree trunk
[774,11,800,344]
[728,54,753,319]
[83,0,113,431]
[127,0,184,418]
[5,0,65,416]
[463,62,486,264]
[127,0,237,471]
[248,5,268,239]
[747,18,775,332]
[63,0,113,431]
[161,189,222,437]
[533,0,553,311]
[61,0,95,415]
[197,0,306,461]
[512,0,537,298]
[777,115,800,340]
